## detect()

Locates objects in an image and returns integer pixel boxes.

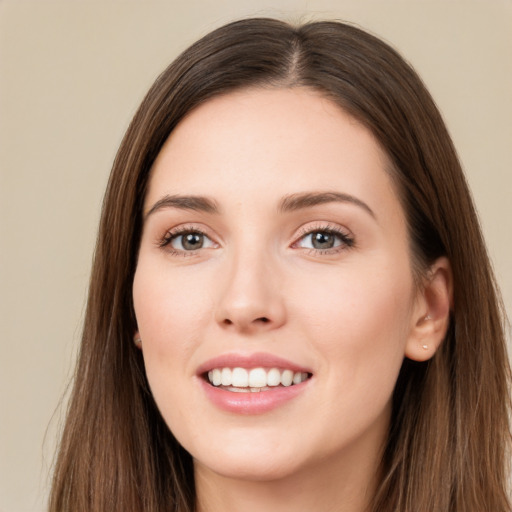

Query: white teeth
[222,386,271,393]
[249,368,267,387]
[293,372,307,385]
[281,369,293,387]
[212,368,222,386]
[206,367,310,389]
[267,368,281,387]
[221,368,231,386]
[226,386,246,393]
[231,367,249,387]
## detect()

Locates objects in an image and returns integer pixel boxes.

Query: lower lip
[199,378,310,414]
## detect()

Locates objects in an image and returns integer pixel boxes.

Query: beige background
[0,1,510,511]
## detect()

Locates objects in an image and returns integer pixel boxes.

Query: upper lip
[196,352,312,376]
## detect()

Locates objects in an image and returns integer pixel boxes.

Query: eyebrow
[145,194,219,219]
[144,191,376,220]
[279,191,376,219]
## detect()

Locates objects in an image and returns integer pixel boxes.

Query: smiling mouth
[205,367,312,392]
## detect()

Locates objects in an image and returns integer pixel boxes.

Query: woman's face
[133,88,422,483]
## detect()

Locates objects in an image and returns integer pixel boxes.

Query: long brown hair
[49,18,511,512]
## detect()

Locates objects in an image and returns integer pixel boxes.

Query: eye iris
[182,233,203,250]
[312,231,335,249]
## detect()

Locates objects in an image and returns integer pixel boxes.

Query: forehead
[146,87,402,225]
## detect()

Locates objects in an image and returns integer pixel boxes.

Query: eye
[161,228,217,253]
[294,226,354,253]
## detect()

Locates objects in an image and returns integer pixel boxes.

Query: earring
[424,314,432,321]
[134,336,142,348]
[422,344,429,350]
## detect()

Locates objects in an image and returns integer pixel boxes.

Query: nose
[214,250,286,334]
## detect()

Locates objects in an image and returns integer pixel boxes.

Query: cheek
[292,260,413,385]
[132,263,215,425]
[133,262,212,353]
[132,262,209,425]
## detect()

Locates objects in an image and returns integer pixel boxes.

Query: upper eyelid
[156,221,353,248]
[162,222,350,237]
[158,224,217,246]
[293,221,353,239]
[291,222,355,251]
[163,223,214,237]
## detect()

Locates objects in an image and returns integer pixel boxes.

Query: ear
[133,330,142,350]
[405,257,453,362]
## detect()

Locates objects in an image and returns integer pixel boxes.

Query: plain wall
[1,1,511,510]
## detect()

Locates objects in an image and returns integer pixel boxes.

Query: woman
[49,18,511,512]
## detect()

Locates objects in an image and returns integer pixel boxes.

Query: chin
[188,432,307,482]
[194,452,303,482]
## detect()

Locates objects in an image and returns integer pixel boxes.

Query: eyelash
[292,223,355,255]
[158,223,355,256]
[158,224,215,257]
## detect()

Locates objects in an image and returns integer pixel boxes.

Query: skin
[132,87,451,512]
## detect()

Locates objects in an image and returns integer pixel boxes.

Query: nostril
[222,317,269,326]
